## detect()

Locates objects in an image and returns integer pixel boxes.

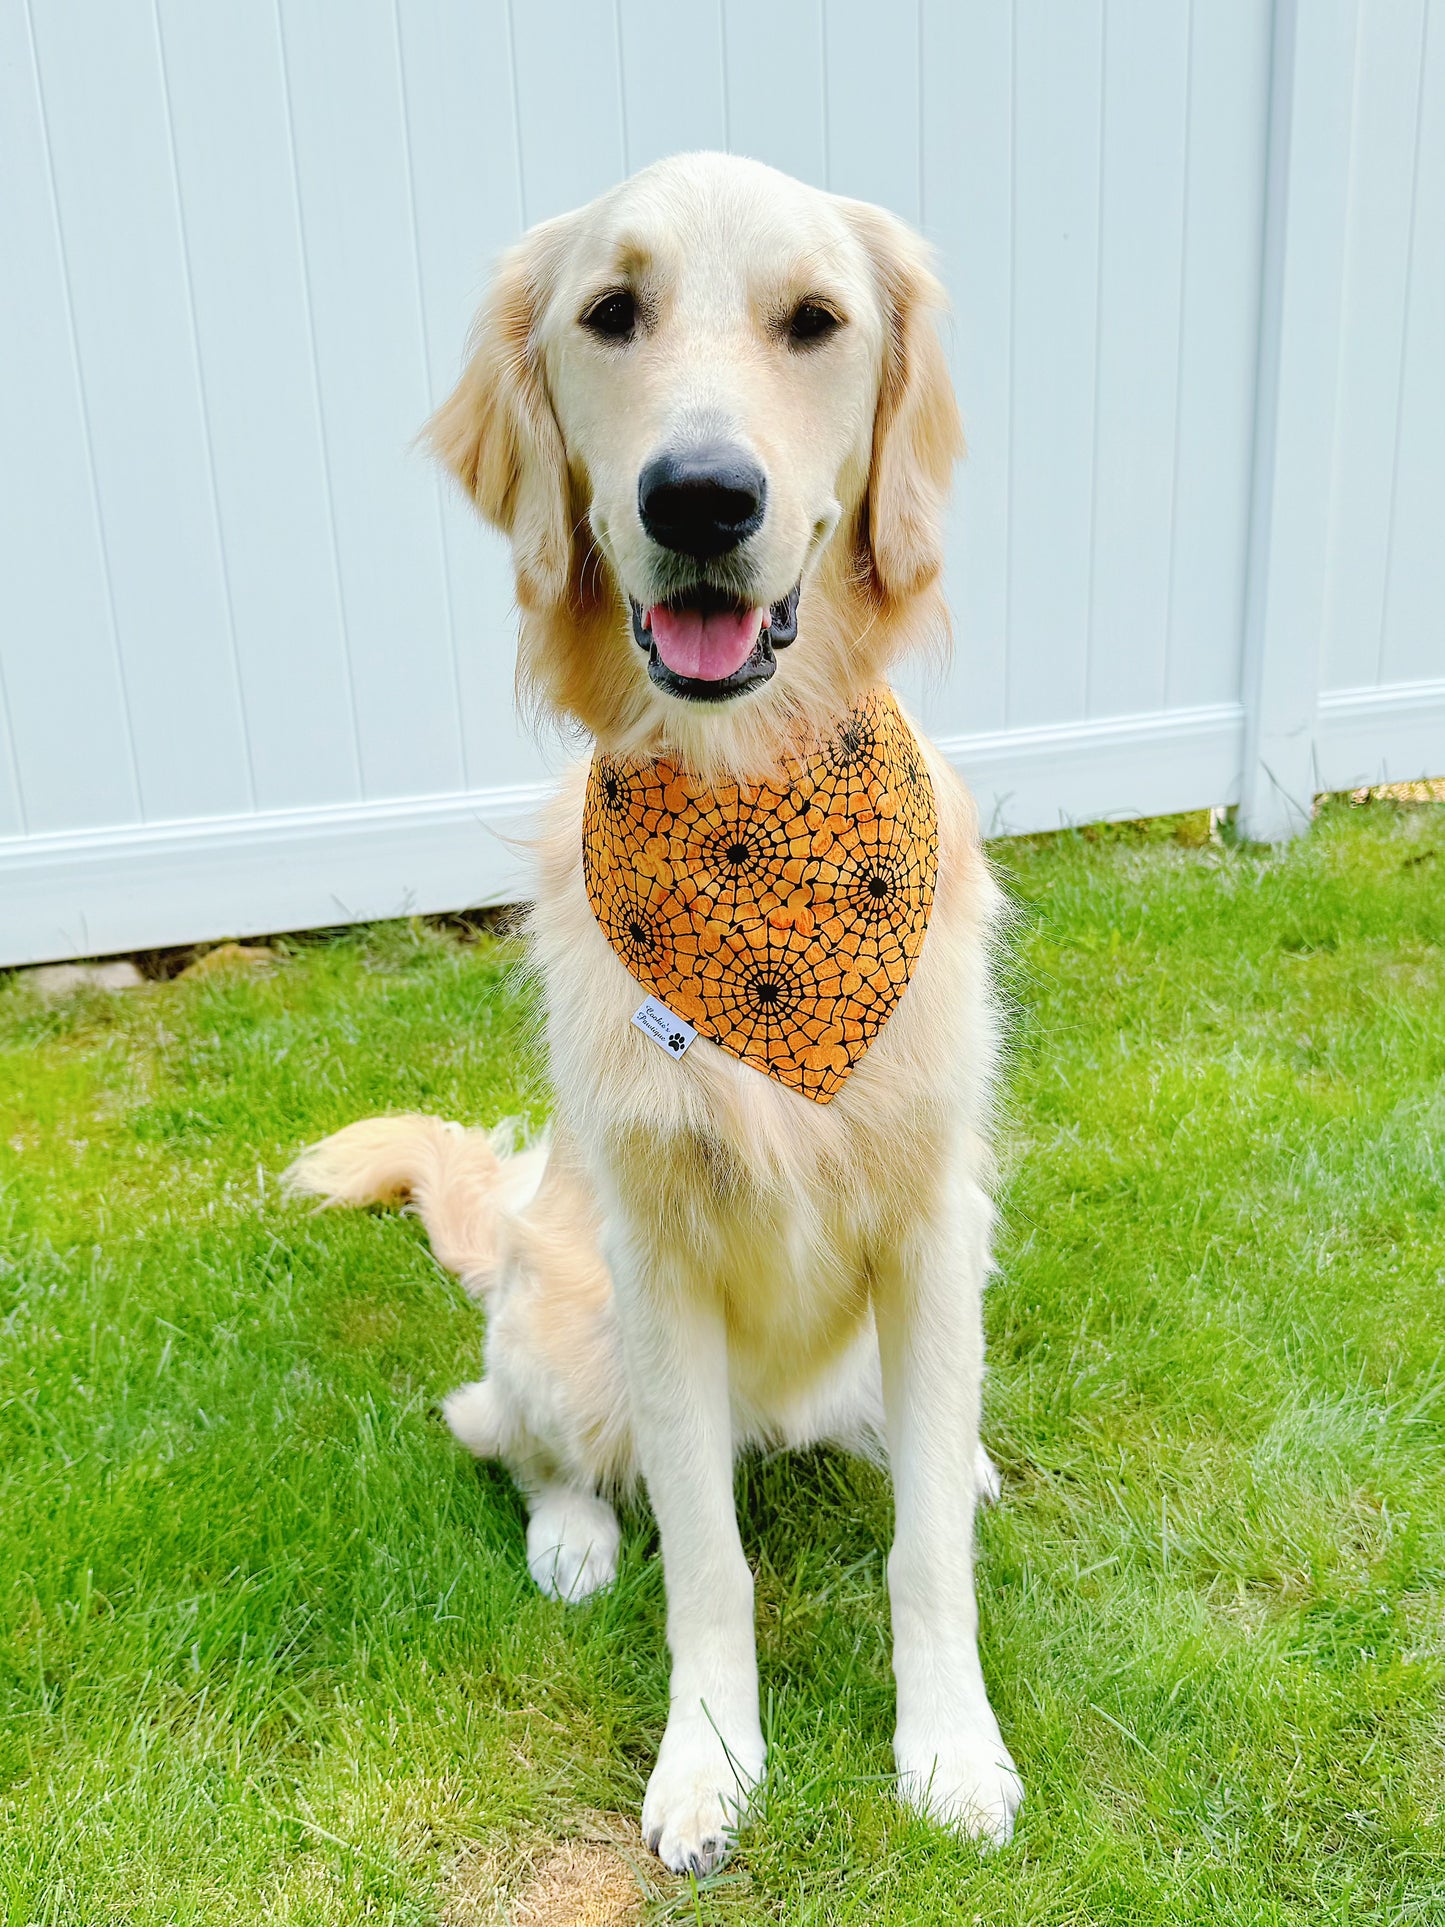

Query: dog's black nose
[638,446,766,559]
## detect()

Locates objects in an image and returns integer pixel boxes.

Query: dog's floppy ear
[843,202,963,603]
[423,219,574,609]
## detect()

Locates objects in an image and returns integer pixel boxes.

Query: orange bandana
[582,687,937,1103]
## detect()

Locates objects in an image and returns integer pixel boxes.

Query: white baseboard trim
[936,701,1246,838]
[1314,679,1445,791]
[1,687,1436,967]
[0,781,554,968]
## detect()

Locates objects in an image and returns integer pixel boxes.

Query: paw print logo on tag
[632,996,697,1059]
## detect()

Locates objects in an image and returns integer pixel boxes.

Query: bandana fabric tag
[632,996,697,1059]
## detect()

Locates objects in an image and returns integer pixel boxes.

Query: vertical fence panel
[0,0,139,836]
[277,0,465,804]
[156,0,362,812]
[822,0,919,219]
[1238,0,1359,839]
[918,0,1013,738]
[1309,0,1445,790]
[395,0,540,792]
[1085,0,1191,721]
[721,0,827,185]
[1378,0,1445,691]
[508,1,626,220]
[26,0,252,824]
[1164,0,1272,714]
[1320,0,1428,696]
[1006,0,1105,729]
[618,0,728,172]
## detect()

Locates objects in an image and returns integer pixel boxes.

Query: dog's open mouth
[630,584,801,702]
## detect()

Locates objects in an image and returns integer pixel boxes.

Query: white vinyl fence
[1,0,1441,967]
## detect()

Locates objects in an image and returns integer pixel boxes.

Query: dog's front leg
[874,1173,1024,1844]
[609,1233,764,1874]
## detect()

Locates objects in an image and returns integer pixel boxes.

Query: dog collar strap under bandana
[582,687,938,1103]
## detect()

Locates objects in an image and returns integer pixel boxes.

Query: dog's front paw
[641,1717,765,1875]
[896,1720,1023,1846]
[525,1487,620,1601]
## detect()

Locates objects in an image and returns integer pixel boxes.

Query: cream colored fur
[285,152,1022,1873]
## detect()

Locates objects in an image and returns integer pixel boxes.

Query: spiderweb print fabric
[582,687,938,1103]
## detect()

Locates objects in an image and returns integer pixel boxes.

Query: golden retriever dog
[287,151,1022,1872]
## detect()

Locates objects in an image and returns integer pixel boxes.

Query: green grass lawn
[2,797,1443,1925]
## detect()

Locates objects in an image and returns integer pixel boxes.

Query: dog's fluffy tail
[283,1114,547,1299]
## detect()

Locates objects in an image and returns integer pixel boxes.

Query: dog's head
[427,152,961,767]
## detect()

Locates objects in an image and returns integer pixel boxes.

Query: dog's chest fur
[530,728,1001,1372]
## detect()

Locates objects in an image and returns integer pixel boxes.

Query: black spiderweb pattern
[582,688,938,1103]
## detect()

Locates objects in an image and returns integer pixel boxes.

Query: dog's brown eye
[582,290,637,341]
[787,301,842,345]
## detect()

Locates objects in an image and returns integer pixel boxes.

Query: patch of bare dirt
[177,941,279,977]
[442,1820,650,1927]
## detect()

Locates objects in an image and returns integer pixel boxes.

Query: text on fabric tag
[632,996,696,1058]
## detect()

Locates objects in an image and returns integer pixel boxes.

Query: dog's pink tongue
[648,603,763,681]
